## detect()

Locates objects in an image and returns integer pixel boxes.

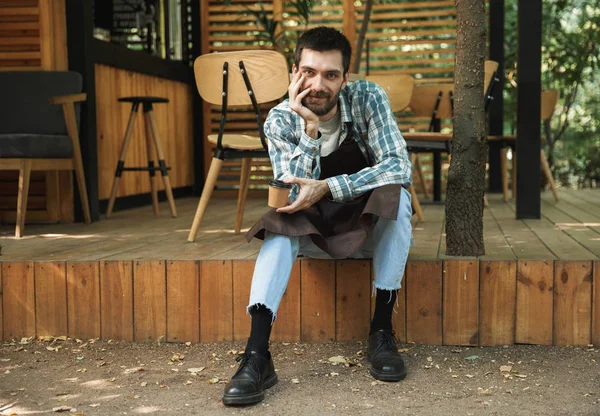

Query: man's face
[293,49,349,120]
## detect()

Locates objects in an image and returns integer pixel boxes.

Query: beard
[301,90,339,116]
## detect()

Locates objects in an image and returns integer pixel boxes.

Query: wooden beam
[516,0,542,218]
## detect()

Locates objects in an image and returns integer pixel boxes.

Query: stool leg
[541,149,559,202]
[188,157,223,242]
[409,186,424,222]
[500,147,509,202]
[146,109,177,217]
[234,158,252,234]
[144,114,160,215]
[106,103,139,218]
[512,150,517,201]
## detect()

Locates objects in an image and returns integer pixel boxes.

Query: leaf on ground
[184,380,193,385]
[465,355,480,360]
[64,377,78,382]
[513,374,527,378]
[465,374,475,378]
[52,406,72,412]
[207,377,219,384]
[171,353,185,362]
[187,367,205,374]
[291,378,300,384]
[500,365,513,373]
[328,356,356,366]
[90,404,100,408]
[124,367,144,374]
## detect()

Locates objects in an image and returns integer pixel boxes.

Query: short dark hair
[294,26,352,75]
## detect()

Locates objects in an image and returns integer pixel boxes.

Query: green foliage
[244,3,285,53]
[503,0,600,187]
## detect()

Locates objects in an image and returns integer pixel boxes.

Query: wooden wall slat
[301,259,335,342]
[406,261,442,344]
[100,261,134,341]
[553,261,593,346]
[34,262,67,337]
[271,262,301,342]
[594,261,600,346]
[2,262,35,339]
[167,261,200,343]
[515,260,553,345]
[443,260,479,346]
[200,260,233,342]
[232,260,252,341]
[67,262,100,340]
[133,261,167,342]
[335,260,370,341]
[479,261,516,346]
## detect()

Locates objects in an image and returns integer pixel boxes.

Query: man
[223,26,413,406]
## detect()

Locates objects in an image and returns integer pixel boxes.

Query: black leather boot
[367,329,407,381]
[222,350,278,406]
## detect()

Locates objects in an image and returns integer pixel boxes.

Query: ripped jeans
[248,187,413,317]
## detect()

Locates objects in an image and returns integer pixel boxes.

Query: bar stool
[106,96,177,218]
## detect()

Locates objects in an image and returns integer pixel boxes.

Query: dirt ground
[0,338,599,416]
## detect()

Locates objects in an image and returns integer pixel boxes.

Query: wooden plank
[300,259,335,342]
[408,205,445,259]
[1,262,35,339]
[443,260,479,346]
[553,261,593,346]
[515,260,553,345]
[594,261,600,346]
[100,261,133,341]
[406,261,442,344]
[335,260,370,341]
[232,260,252,341]
[133,261,166,342]
[34,262,67,337]
[167,260,199,343]
[479,261,516,346]
[272,262,301,342]
[67,262,100,340]
[523,218,596,261]
[481,205,517,260]
[199,260,233,342]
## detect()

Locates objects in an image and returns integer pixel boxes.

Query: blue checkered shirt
[264,80,412,203]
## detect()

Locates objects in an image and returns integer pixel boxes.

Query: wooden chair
[0,71,91,238]
[495,90,560,202]
[365,74,424,221]
[187,50,289,242]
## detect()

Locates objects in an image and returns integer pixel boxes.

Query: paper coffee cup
[268,180,292,208]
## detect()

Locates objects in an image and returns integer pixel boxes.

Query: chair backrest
[484,60,499,93]
[0,71,83,135]
[541,90,559,121]
[409,83,454,119]
[194,50,289,106]
[365,74,415,112]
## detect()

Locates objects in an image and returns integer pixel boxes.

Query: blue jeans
[248,187,413,317]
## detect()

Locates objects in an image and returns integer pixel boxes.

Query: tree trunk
[445,0,487,256]
[352,0,373,74]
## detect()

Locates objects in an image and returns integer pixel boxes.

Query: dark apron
[246,136,402,259]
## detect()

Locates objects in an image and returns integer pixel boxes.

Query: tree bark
[445,0,487,256]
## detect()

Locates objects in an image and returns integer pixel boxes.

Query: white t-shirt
[319,110,343,157]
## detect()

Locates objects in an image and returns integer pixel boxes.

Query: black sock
[246,304,273,356]
[370,289,396,333]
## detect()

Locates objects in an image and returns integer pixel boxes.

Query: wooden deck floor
[1,188,599,261]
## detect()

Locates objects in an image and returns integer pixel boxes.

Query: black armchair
[0,71,91,237]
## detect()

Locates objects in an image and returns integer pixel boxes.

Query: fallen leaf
[124,367,144,374]
[64,377,78,382]
[465,355,480,360]
[185,342,192,346]
[52,406,72,412]
[330,372,339,377]
[328,356,356,366]
[478,388,493,396]
[90,404,100,407]
[465,374,475,378]
[184,380,193,385]
[427,356,433,362]
[187,367,205,374]
[291,378,300,384]
[500,365,513,373]
[207,377,219,385]
[351,388,360,392]
[171,353,185,362]
[514,374,527,378]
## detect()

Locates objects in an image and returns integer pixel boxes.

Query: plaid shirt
[264,80,412,203]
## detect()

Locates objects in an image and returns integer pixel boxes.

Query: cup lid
[269,179,293,188]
